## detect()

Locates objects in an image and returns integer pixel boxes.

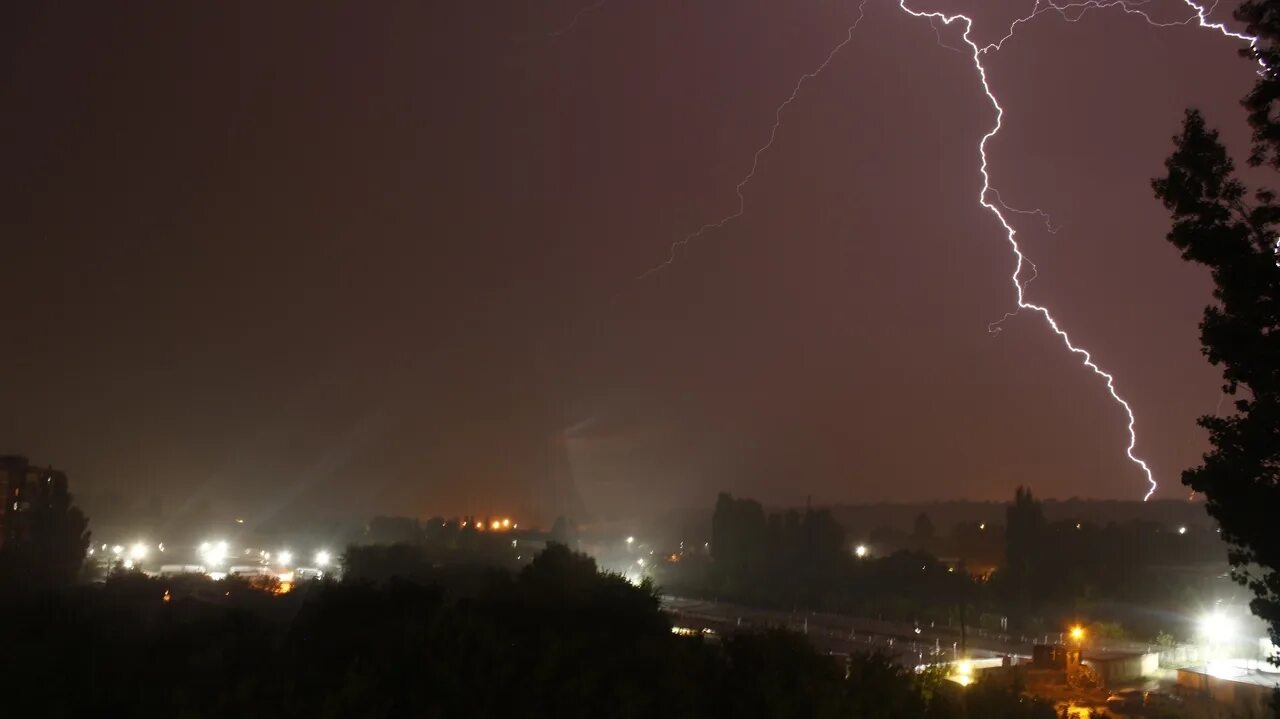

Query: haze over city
[3,1,1261,526]
[3,2,1279,716]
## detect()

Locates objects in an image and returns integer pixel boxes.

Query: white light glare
[1198,611,1235,640]
[277,550,293,567]
[314,550,331,567]
[129,542,149,560]
[854,544,869,558]
[199,540,229,565]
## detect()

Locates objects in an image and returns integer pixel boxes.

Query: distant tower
[0,456,71,547]
[0,455,28,546]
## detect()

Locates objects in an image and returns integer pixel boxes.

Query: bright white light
[626,536,634,545]
[200,540,228,565]
[1178,526,1187,535]
[122,559,135,570]
[1199,612,1236,640]
[277,550,293,567]
[314,550,331,567]
[854,544,868,558]
[129,542,149,560]
[111,545,123,556]
[636,558,645,567]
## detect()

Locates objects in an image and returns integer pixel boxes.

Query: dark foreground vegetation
[0,543,1056,719]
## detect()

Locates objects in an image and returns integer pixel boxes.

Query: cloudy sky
[1,0,1261,524]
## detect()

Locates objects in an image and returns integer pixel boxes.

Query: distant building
[1177,662,1280,715]
[0,455,71,547]
[1082,649,1159,686]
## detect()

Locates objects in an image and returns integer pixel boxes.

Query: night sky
[1,1,1260,524]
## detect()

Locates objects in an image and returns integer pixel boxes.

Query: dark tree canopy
[0,543,1056,718]
[1237,1,1280,168]
[1153,106,1280,647]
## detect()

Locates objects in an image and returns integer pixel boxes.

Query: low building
[1082,649,1159,686]
[1177,662,1280,716]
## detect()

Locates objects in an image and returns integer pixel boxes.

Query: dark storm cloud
[0,0,1256,524]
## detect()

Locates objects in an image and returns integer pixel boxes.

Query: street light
[626,536,635,545]
[129,542,149,561]
[1069,625,1085,643]
[854,544,868,558]
[314,550,331,567]
[277,550,293,567]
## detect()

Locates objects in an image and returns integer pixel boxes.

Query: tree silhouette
[1236,1,1280,168]
[1153,108,1280,650]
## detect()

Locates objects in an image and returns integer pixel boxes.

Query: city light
[199,540,228,565]
[314,550,331,567]
[854,544,868,558]
[1069,626,1085,643]
[501,518,510,528]
[626,536,634,545]
[1198,611,1235,640]
[636,558,645,567]
[1178,526,1187,535]
[111,545,124,556]
[277,550,293,567]
[491,520,501,530]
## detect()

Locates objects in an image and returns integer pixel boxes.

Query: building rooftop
[1182,661,1280,689]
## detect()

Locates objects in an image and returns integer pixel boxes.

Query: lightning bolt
[550,0,610,38]
[637,1,870,281]
[895,0,1257,501]
[628,0,1256,501]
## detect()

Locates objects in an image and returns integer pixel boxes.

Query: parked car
[1105,690,1145,714]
